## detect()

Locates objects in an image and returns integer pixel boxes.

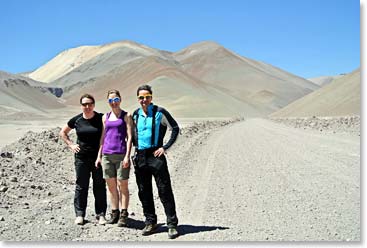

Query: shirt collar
[139,103,154,116]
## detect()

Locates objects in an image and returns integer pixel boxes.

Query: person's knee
[75,183,88,191]
[118,179,128,188]
[76,177,89,188]
[158,186,174,200]
[104,178,117,191]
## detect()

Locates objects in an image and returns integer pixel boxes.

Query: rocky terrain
[0,119,240,241]
[271,116,360,135]
[0,116,360,242]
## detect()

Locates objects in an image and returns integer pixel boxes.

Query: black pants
[74,153,107,217]
[134,152,178,228]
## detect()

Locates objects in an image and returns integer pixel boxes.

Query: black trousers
[74,153,107,217]
[134,152,178,228]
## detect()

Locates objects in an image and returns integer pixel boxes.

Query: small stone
[0,186,8,192]
[45,220,51,225]
[0,152,13,159]
[0,216,4,221]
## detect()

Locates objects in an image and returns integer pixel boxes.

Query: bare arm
[59,125,80,153]
[95,114,106,168]
[123,112,134,168]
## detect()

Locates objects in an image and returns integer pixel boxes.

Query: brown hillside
[270,68,360,117]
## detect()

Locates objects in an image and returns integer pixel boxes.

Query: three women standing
[60,88,178,238]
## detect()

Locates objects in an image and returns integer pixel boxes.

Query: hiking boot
[142,223,157,236]
[97,215,107,225]
[168,227,179,239]
[74,216,84,225]
[117,210,128,227]
[106,209,120,224]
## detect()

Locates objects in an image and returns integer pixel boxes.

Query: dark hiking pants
[134,152,178,228]
[74,153,107,217]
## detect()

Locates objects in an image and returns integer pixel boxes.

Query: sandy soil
[0,118,360,241]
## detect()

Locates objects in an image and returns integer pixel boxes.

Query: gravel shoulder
[0,118,360,241]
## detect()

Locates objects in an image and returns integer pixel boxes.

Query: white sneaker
[74,216,84,225]
[98,215,107,225]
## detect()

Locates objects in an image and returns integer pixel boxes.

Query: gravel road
[172,118,359,241]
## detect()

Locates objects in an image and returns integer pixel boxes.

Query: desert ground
[0,114,360,242]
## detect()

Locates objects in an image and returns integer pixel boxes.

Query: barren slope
[174,41,319,112]
[23,40,321,118]
[59,55,262,118]
[27,41,170,83]
[270,68,360,117]
[0,71,65,117]
[308,75,343,87]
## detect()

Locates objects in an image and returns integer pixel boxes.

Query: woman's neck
[83,111,95,119]
[112,107,121,115]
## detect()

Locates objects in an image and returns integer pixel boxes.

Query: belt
[136,147,158,155]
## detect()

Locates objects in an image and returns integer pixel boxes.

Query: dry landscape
[0,40,361,242]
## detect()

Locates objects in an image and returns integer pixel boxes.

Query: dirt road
[0,118,360,241]
[170,118,360,241]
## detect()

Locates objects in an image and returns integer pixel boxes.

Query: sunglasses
[81,102,94,107]
[137,95,152,100]
[108,97,121,103]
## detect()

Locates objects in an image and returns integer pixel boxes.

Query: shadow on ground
[176,224,229,236]
[127,218,146,229]
[128,218,229,236]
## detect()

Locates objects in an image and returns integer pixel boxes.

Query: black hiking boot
[117,209,128,227]
[142,223,157,236]
[106,209,120,224]
[168,227,179,239]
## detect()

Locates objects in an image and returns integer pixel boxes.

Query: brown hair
[107,89,121,98]
[136,84,152,96]
[79,93,95,104]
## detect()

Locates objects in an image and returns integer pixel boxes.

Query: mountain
[308,75,343,87]
[0,71,65,117]
[173,41,319,113]
[25,40,320,117]
[270,68,360,118]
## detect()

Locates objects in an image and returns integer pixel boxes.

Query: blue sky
[0,0,360,78]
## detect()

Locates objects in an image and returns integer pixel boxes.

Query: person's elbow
[59,129,65,138]
[173,125,180,135]
[59,126,69,138]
